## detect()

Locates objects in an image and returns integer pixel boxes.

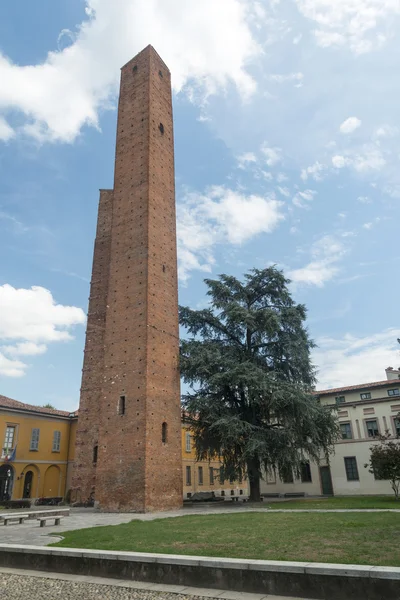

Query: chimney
[386,367,400,381]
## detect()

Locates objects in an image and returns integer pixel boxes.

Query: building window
[209,467,214,485]
[52,430,61,452]
[281,466,294,484]
[219,467,225,484]
[340,423,352,440]
[366,419,379,438]
[30,428,40,451]
[344,457,359,481]
[388,389,400,397]
[198,466,203,485]
[93,445,98,464]
[360,392,371,400]
[162,422,168,444]
[394,418,400,438]
[2,426,15,458]
[118,395,126,415]
[300,461,312,483]
[185,432,191,452]
[335,396,346,405]
[186,466,191,486]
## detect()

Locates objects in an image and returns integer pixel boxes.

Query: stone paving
[0,568,310,600]
[1,504,399,547]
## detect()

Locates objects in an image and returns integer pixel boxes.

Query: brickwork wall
[71,189,113,503]
[93,46,182,511]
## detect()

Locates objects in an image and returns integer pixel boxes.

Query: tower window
[93,445,98,464]
[159,123,164,135]
[132,65,137,73]
[159,69,163,78]
[118,395,126,415]
[162,422,168,443]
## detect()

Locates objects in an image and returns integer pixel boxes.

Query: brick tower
[72,46,183,512]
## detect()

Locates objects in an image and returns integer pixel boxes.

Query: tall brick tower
[72,46,183,512]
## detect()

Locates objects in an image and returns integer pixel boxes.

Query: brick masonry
[72,46,182,512]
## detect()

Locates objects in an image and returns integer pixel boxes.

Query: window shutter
[52,430,61,452]
[30,428,40,451]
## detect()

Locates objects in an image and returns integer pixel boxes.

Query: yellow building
[181,425,248,500]
[0,394,77,502]
[0,395,247,502]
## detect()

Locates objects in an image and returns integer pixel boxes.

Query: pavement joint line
[0,566,311,599]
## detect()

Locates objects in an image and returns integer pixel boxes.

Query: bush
[366,440,400,499]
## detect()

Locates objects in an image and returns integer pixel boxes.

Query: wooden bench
[0,513,29,526]
[37,516,64,527]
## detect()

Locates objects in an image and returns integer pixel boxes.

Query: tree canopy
[366,439,400,500]
[179,267,338,501]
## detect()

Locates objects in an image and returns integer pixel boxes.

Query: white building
[261,367,400,497]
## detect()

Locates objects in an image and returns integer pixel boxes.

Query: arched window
[162,422,168,444]
[93,445,98,464]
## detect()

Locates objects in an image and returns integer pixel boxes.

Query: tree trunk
[247,458,261,501]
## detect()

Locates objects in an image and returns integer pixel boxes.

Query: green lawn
[267,495,400,510]
[52,512,400,566]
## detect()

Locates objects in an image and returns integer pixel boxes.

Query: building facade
[261,367,400,497]
[73,45,182,512]
[0,396,245,502]
[0,395,76,503]
[181,425,248,500]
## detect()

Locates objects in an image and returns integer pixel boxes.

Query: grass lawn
[267,495,400,510]
[52,512,400,566]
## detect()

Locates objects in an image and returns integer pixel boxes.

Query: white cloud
[0,354,27,378]
[362,217,381,229]
[277,186,290,197]
[268,72,304,83]
[177,186,284,281]
[314,328,400,389]
[357,196,372,203]
[237,152,257,169]
[300,161,325,181]
[0,284,86,377]
[0,0,260,142]
[261,142,282,167]
[332,155,348,169]
[332,145,385,172]
[292,189,317,209]
[295,0,400,54]
[375,124,398,138]
[339,117,362,134]
[1,342,47,357]
[0,117,14,141]
[289,234,347,286]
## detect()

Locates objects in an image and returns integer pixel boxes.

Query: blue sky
[0,0,399,411]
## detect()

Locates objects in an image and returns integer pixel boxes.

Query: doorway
[319,465,334,496]
[23,470,33,498]
[0,464,14,501]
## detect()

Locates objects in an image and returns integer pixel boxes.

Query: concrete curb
[0,544,399,600]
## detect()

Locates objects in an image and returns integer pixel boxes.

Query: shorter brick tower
[72,46,183,512]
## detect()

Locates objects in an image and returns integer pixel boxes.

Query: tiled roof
[0,395,72,417]
[316,379,400,396]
